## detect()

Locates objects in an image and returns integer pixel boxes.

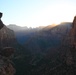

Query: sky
[0,0,76,27]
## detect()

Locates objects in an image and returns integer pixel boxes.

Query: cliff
[22,18,76,75]
[0,13,26,75]
[0,15,16,74]
[0,12,4,29]
[67,16,76,74]
[0,26,26,55]
[21,22,72,75]
[24,22,72,54]
[0,26,17,48]
[59,16,76,75]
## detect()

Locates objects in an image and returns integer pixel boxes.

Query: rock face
[68,16,76,74]
[0,12,4,29]
[0,19,27,75]
[70,16,76,47]
[0,14,16,75]
[0,47,16,75]
[60,16,76,75]
[18,22,72,75]
[1,13,76,75]
[22,18,76,75]
[24,22,71,55]
[0,26,17,48]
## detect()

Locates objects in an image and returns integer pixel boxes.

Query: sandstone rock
[0,13,15,75]
[0,47,16,75]
[64,16,76,75]
[72,16,76,28]
[0,55,16,75]
[71,16,76,47]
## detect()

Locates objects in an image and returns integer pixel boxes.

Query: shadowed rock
[0,12,16,75]
[65,16,76,75]
[0,47,15,75]
[70,16,76,48]
[0,47,15,57]
[0,13,2,18]
[72,16,76,28]
[0,12,4,29]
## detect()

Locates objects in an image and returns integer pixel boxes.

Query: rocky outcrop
[60,16,76,75]
[66,16,76,65]
[0,25,25,55]
[0,13,28,75]
[70,16,76,47]
[0,12,4,29]
[0,47,16,75]
[0,26,17,48]
[0,13,16,75]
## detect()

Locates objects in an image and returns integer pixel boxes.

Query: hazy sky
[0,0,76,27]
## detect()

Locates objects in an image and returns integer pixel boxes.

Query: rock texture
[0,16,29,75]
[0,47,16,75]
[70,16,76,47]
[59,16,76,75]
[0,13,16,75]
[68,16,76,75]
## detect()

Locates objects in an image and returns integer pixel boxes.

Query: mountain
[0,13,17,75]
[24,22,72,54]
[55,16,76,75]
[19,22,75,75]
[7,25,45,44]
[7,24,28,31]
[0,25,31,75]
[5,19,76,75]
[6,22,73,75]
[0,26,26,55]
[7,24,45,32]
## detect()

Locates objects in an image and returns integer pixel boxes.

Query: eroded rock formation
[0,47,16,75]
[0,13,15,75]
[70,16,76,47]
[64,16,76,75]
[0,12,4,29]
